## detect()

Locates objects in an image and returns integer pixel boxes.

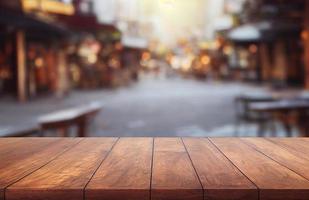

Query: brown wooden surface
[85,138,153,200]
[1,137,309,200]
[210,138,309,200]
[151,138,203,200]
[6,138,117,200]
[242,138,309,181]
[0,138,81,200]
[267,138,309,160]
[183,138,258,200]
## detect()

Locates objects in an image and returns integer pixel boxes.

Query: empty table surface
[250,100,309,112]
[1,137,309,200]
[38,102,102,124]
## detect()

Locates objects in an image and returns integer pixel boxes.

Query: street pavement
[0,75,291,137]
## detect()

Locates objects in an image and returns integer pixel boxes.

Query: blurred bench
[0,123,40,137]
[234,94,277,136]
[38,102,102,137]
[250,99,309,137]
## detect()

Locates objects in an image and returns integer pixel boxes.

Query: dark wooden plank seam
[82,137,120,200]
[265,138,309,162]
[3,138,84,200]
[241,138,309,183]
[207,138,260,200]
[180,137,204,200]
[150,137,154,200]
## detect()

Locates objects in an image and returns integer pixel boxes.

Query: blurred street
[1,0,308,137]
[0,75,284,137]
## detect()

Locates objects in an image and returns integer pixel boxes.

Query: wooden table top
[250,100,309,112]
[1,137,309,200]
[38,102,102,124]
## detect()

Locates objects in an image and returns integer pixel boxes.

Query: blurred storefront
[59,0,137,89]
[0,0,72,102]
[226,22,303,86]
[0,0,134,101]
[221,0,307,89]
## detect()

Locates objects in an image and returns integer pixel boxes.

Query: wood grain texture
[0,138,81,200]
[183,138,258,200]
[210,138,309,200]
[267,138,309,160]
[6,138,117,200]
[85,137,153,200]
[2,137,309,200]
[151,138,203,200]
[242,138,309,181]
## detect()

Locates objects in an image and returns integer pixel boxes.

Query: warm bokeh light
[142,52,151,61]
[249,44,258,54]
[201,55,210,65]
[301,30,308,40]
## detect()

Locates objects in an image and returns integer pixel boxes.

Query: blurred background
[0,0,308,137]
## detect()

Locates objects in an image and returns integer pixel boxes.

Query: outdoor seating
[0,123,40,137]
[38,102,102,137]
[250,99,309,137]
[234,94,277,136]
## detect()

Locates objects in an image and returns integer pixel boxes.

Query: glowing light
[182,62,191,71]
[35,58,44,68]
[87,54,97,64]
[142,52,151,61]
[301,30,308,40]
[223,46,233,55]
[22,0,75,15]
[201,55,210,65]
[199,42,210,50]
[249,44,258,53]
[171,57,181,69]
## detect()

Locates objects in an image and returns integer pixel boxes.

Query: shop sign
[22,0,75,15]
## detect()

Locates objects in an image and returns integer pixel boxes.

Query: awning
[228,22,270,42]
[121,35,148,49]
[228,21,300,43]
[0,8,70,38]
[58,15,119,32]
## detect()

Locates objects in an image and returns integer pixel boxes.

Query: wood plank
[183,138,258,200]
[267,138,309,160]
[210,138,309,200]
[6,138,117,200]
[151,138,203,200]
[0,138,30,154]
[242,138,309,181]
[85,137,153,200]
[0,138,81,200]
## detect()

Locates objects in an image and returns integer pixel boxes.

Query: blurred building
[0,0,134,101]
[93,0,226,48]
[60,0,138,89]
[58,0,122,89]
[223,0,309,89]
[0,0,73,101]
